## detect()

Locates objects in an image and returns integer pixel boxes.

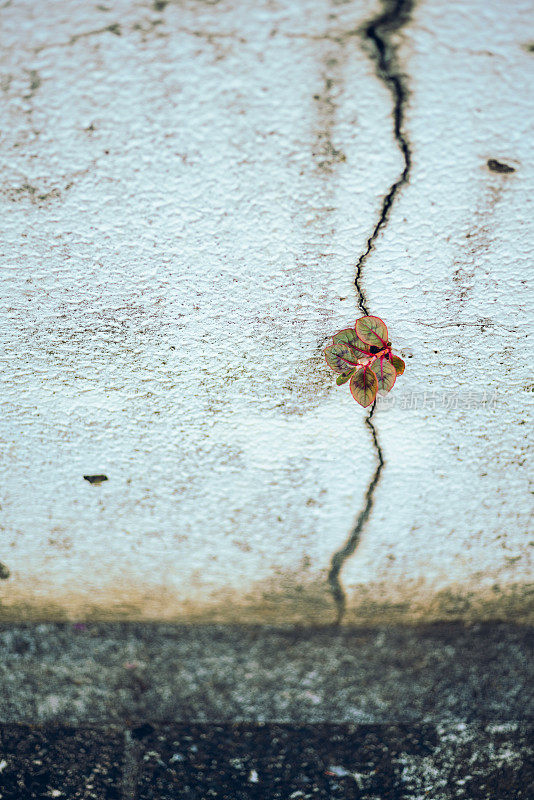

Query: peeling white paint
[0,0,532,622]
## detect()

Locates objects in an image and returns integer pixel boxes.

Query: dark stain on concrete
[34,22,123,52]
[132,18,165,37]
[0,579,532,625]
[5,183,61,205]
[312,64,347,173]
[0,562,10,580]
[23,69,41,100]
[84,474,109,485]
[487,158,516,174]
[47,530,73,552]
[0,73,13,93]
[69,23,122,45]
[451,171,511,304]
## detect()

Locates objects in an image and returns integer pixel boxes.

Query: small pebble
[326,765,351,777]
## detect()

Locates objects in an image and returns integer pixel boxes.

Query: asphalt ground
[0,623,532,798]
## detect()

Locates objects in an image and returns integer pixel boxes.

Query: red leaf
[389,353,405,375]
[349,367,378,407]
[332,328,372,362]
[370,356,397,395]
[336,372,354,385]
[355,316,388,348]
[324,343,361,374]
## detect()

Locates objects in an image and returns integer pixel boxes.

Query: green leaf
[389,353,405,376]
[336,371,354,385]
[370,356,397,395]
[355,316,388,348]
[350,367,378,407]
[332,328,372,361]
[325,343,361,374]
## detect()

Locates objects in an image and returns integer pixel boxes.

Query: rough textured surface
[1,623,532,724]
[340,0,534,624]
[0,0,532,623]
[1,623,532,796]
[0,724,123,799]
[0,722,532,799]
[132,722,534,800]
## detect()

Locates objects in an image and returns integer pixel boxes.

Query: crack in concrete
[354,0,415,314]
[328,0,414,623]
[328,403,384,624]
[34,24,122,53]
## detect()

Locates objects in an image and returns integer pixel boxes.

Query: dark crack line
[328,2,414,623]
[34,23,122,53]
[354,0,415,314]
[328,402,384,624]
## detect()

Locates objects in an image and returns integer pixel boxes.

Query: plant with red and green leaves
[324,316,405,407]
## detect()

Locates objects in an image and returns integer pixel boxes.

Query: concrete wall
[0,0,532,623]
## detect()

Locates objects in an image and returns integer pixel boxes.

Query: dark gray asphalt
[1,623,532,724]
[0,722,532,799]
[1,623,532,798]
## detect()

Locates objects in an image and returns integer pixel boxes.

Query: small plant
[324,315,405,407]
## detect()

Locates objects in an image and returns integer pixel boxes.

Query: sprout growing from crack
[325,315,405,407]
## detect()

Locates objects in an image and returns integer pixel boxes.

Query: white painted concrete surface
[0,0,532,622]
